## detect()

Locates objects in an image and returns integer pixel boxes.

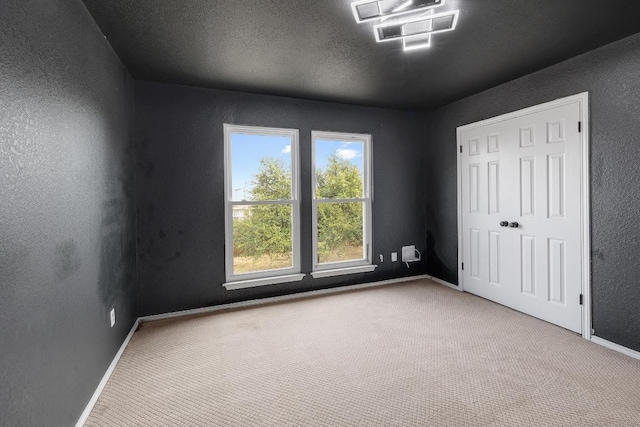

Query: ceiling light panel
[403,33,432,51]
[350,0,459,52]
[351,0,443,23]
[374,10,459,42]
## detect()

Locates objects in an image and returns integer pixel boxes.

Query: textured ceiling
[82,0,640,111]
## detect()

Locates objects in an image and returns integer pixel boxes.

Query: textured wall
[0,0,137,425]
[424,33,640,351]
[135,81,426,316]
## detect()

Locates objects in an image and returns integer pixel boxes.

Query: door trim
[456,92,591,340]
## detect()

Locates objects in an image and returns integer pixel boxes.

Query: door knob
[500,221,509,227]
[509,222,519,228]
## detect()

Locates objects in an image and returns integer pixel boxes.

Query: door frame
[456,92,591,340]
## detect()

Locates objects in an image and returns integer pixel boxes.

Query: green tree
[233,155,364,261]
[316,155,363,258]
[250,158,291,201]
[234,158,292,258]
[316,155,362,199]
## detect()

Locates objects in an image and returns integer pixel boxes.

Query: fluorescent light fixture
[392,0,413,13]
[351,0,443,23]
[373,9,459,43]
[350,0,460,53]
[403,33,432,51]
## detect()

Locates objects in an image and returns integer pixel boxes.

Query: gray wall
[2,1,637,423]
[135,81,426,316]
[423,33,640,352]
[0,0,137,425]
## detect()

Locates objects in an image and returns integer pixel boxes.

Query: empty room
[2,0,640,425]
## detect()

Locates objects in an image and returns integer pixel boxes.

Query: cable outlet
[110,308,116,328]
[402,245,421,263]
[391,252,398,262]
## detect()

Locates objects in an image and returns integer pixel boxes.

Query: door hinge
[461,262,464,271]
[579,294,584,305]
[459,145,463,154]
[578,121,582,132]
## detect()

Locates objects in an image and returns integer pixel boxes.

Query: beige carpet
[86,280,640,426]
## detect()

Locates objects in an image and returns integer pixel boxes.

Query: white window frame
[223,124,303,290]
[311,131,376,278]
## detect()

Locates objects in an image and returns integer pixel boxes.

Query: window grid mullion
[313,198,368,204]
[230,200,294,206]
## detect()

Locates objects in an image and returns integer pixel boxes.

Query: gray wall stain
[423,33,640,352]
[0,0,137,425]
[53,240,81,282]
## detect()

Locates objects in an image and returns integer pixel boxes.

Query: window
[223,125,303,289]
[311,131,375,278]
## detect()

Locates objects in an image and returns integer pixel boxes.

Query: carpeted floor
[85,279,640,426]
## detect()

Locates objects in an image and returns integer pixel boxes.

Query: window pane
[233,204,293,274]
[317,201,364,264]
[315,139,364,199]
[231,133,292,201]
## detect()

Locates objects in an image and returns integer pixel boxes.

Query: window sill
[311,265,378,279]
[223,273,305,290]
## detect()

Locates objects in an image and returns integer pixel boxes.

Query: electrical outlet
[110,308,116,328]
[391,252,398,262]
[379,254,384,263]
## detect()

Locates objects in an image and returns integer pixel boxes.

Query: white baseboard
[591,336,640,361]
[425,275,461,291]
[139,274,430,323]
[75,318,140,427]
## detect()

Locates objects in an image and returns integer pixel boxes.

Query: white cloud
[336,148,359,160]
[281,145,291,154]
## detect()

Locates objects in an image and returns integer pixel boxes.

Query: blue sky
[231,133,363,201]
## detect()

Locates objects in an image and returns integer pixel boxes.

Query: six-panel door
[461,101,582,333]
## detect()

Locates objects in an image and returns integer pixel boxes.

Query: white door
[459,98,585,333]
